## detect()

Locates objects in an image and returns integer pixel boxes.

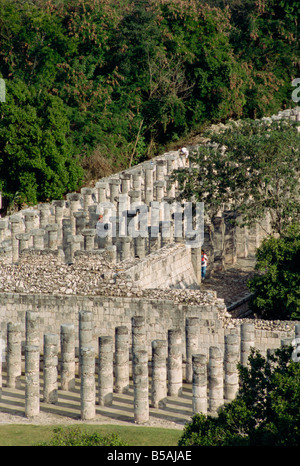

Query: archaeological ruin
[0,107,299,426]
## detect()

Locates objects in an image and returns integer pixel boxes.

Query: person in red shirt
[201,249,208,280]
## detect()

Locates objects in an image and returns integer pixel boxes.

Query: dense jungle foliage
[0,0,299,208]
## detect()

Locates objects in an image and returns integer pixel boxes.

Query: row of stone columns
[2,315,297,422]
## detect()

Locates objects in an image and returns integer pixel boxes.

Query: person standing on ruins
[201,249,208,280]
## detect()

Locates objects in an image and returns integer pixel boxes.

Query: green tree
[0,78,83,207]
[179,345,300,446]
[248,225,300,320]
[172,119,300,235]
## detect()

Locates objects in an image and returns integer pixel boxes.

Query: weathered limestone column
[74,211,88,235]
[167,328,183,396]
[25,310,40,349]
[53,200,64,245]
[185,317,199,383]
[16,233,30,255]
[120,236,131,261]
[133,350,149,424]
[43,333,58,404]
[134,234,146,259]
[208,346,224,414]
[6,322,22,389]
[95,181,107,204]
[0,219,7,244]
[80,346,95,420]
[192,354,207,415]
[151,339,167,408]
[120,173,131,194]
[62,218,72,249]
[82,229,96,251]
[132,316,146,356]
[38,204,51,229]
[154,180,165,202]
[115,326,129,394]
[240,323,255,367]
[191,246,202,284]
[68,193,82,235]
[106,244,117,263]
[81,187,94,214]
[24,210,37,235]
[10,215,22,263]
[224,333,239,403]
[67,234,83,263]
[79,310,93,372]
[156,160,166,181]
[109,179,120,205]
[46,224,58,250]
[31,228,45,250]
[25,345,40,418]
[60,323,76,391]
[98,336,113,406]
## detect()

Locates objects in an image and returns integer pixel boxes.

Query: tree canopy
[0,0,299,208]
[172,119,300,236]
[178,345,300,446]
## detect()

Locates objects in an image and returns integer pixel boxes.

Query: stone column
[240,323,255,367]
[68,193,82,235]
[60,323,76,391]
[154,181,165,202]
[24,210,37,235]
[185,317,199,383]
[96,181,108,204]
[31,228,45,250]
[46,224,58,250]
[132,316,146,356]
[10,215,22,263]
[151,339,167,408]
[43,333,58,404]
[192,354,207,415]
[109,179,120,205]
[106,245,117,263]
[98,336,113,406]
[191,246,202,284]
[6,322,22,389]
[208,346,224,414]
[53,200,64,245]
[133,350,149,424]
[167,328,182,396]
[67,234,83,263]
[156,160,166,181]
[79,310,93,371]
[74,211,88,235]
[25,345,40,418]
[16,233,30,255]
[38,204,51,229]
[0,219,7,244]
[132,171,142,191]
[25,310,40,349]
[224,333,239,403]
[134,234,146,259]
[82,229,96,251]
[114,326,130,394]
[120,174,131,194]
[120,236,131,261]
[80,346,95,420]
[81,187,94,214]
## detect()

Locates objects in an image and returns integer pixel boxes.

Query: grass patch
[0,424,183,446]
